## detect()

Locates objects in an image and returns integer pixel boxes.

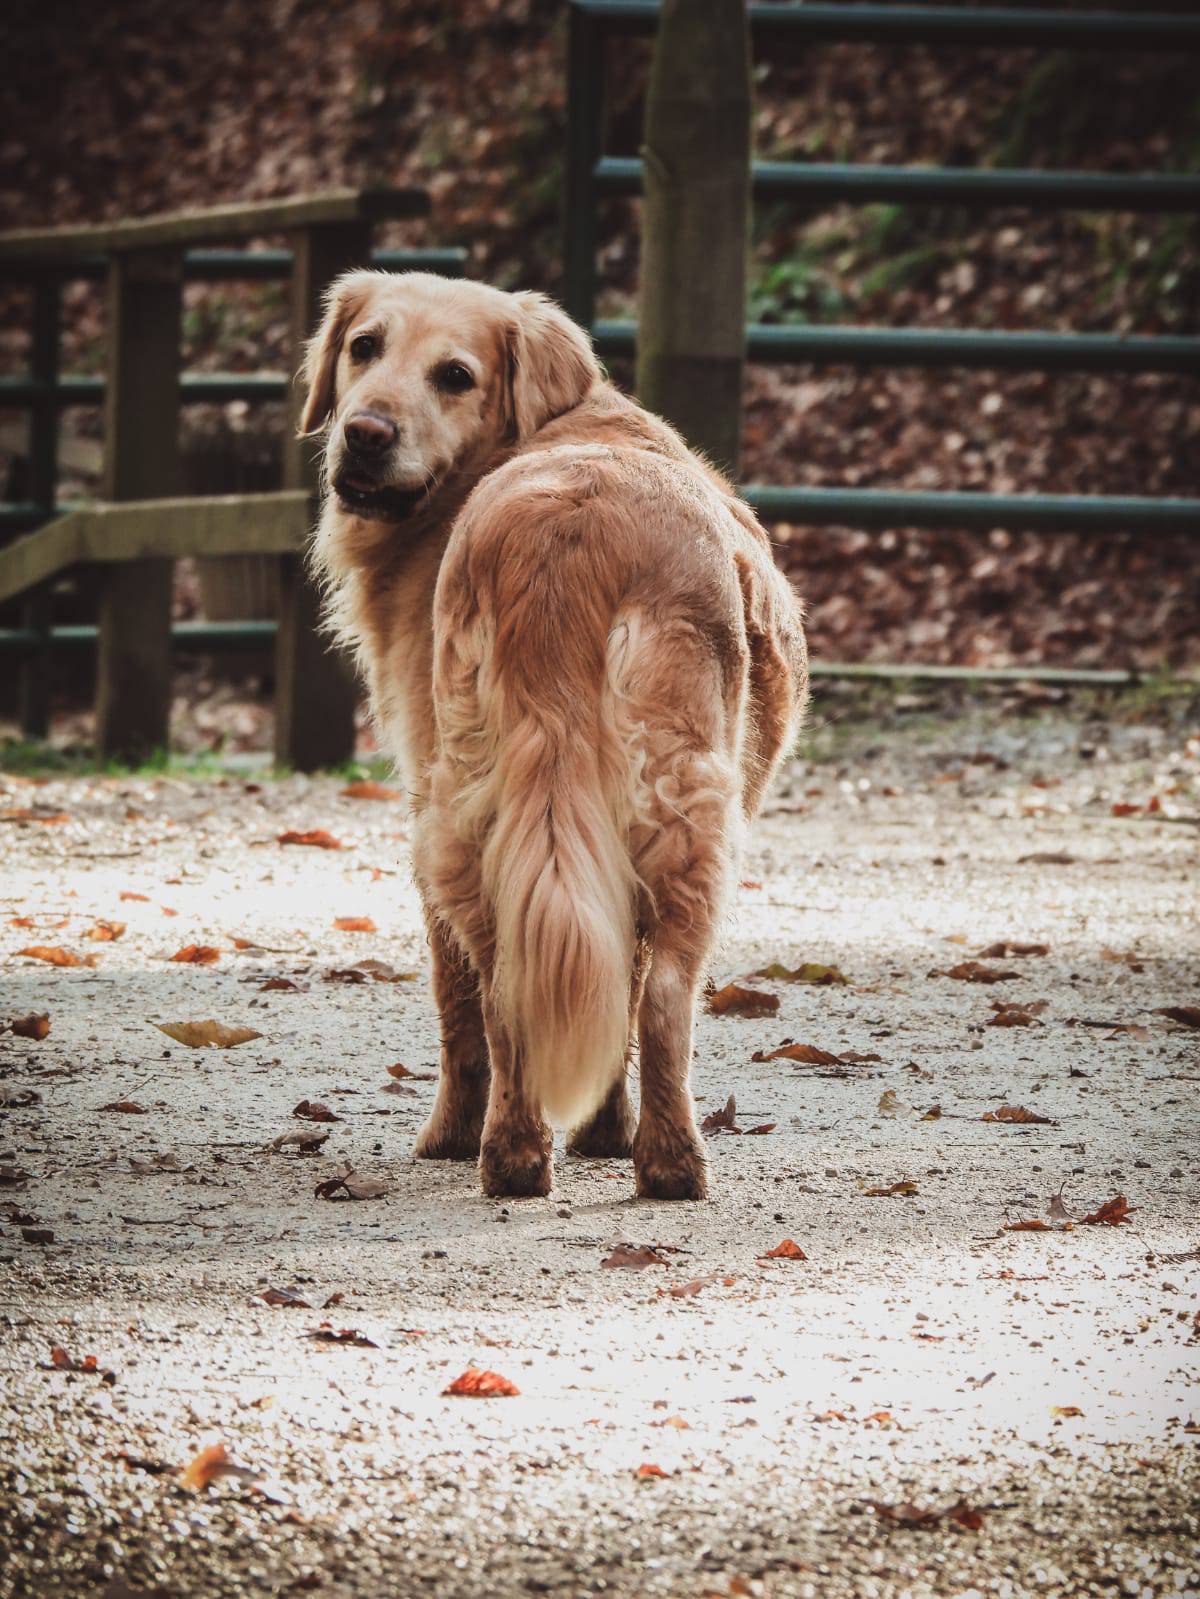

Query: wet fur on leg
[567,1074,636,1158]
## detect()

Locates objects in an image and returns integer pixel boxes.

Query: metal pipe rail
[742,486,1200,534]
[575,2,1200,51]
[592,322,1200,376]
[594,156,1200,214]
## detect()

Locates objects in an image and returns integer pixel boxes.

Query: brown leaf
[261,1286,311,1309]
[981,1104,1053,1125]
[753,1042,843,1065]
[87,920,126,942]
[169,944,221,965]
[271,1130,329,1154]
[99,1101,148,1114]
[293,1100,342,1123]
[180,1442,231,1493]
[333,917,377,933]
[975,941,1049,958]
[1005,1218,1053,1232]
[753,961,849,985]
[1051,1405,1084,1418]
[865,1180,919,1198]
[601,1243,670,1269]
[1080,1194,1133,1226]
[341,780,401,801]
[314,1170,388,1201]
[1101,947,1144,972]
[303,1323,379,1348]
[17,945,86,968]
[277,829,344,849]
[443,1367,519,1397]
[745,1123,776,1135]
[864,1500,941,1529]
[946,1500,986,1531]
[706,984,779,1018]
[759,1238,807,1260]
[987,1006,1041,1028]
[155,1020,262,1048]
[10,1013,50,1041]
[701,1094,740,1134]
[1157,1006,1200,1030]
[635,1462,669,1479]
[120,891,150,903]
[48,1346,103,1374]
[1,808,70,824]
[386,1062,416,1079]
[932,961,1021,983]
[260,978,301,992]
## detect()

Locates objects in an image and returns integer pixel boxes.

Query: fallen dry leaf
[87,920,126,942]
[303,1323,379,1348]
[119,891,150,903]
[865,1497,985,1531]
[1101,947,1144,971]
[753,961,849,985]
[314,1170,388,1201]
[636,1463,669,1479]
[1081,1194,1133,1226]
[443,1367,519,1397]
[975,941,1048,958]
[271,1130,329,1154]
[17,946,88,968]
[180,1442,231,1493]
[99,1101,148,1114]
[10,1013,50,1040]
[987,1006,1042,1028]
[706,983,779,1018]
[278,829,344,849]
[753,1042,842,1066]
[1157,1006,1200,1030]
[341,780,401,801]
[260,977,301,992]
[1005,1218,1055,1233]
[1,808,70,824]
[333,916,377,933]
[602,1243,670,1269]
[1052,1405,1084,1418]
[261,1286,311,1309]
[864,1180,919,1198]
[293,1100,342,1124]
[701,1094,740,1135]
[931,961,1021,983]
[982,1104,1053,1125]
[876,1089,904,1117]
[325,959,416,985]
[759,1238,807,1261]
[169,944,221,965]
[155,1020,262,1048]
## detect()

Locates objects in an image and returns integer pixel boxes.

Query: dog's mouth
[333,472,429,522]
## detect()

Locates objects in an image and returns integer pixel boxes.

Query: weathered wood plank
[274,223,365,772]
[0,188,429,260]
[95,249,183,763]
[0,494,311,605]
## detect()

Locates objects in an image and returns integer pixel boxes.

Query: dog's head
[298,272,600,522]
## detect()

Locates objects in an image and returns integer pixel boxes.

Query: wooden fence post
[18,276,60,738]
[275,222,366,772]
[635,0,752,475]
[95,247,183,763]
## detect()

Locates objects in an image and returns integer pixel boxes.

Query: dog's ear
[503,291,600,440]
[297,270,379,436]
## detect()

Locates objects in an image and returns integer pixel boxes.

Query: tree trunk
[635,0,752,475]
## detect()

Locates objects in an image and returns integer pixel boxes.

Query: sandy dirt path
[1,694,1198,1598]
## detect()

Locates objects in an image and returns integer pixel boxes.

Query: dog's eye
[349,334,378,363]
[434,361,475,395]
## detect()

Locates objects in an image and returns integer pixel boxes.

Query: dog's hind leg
[566,932,650,1158]
[478,990,553,1198]
[413,915,490,1161]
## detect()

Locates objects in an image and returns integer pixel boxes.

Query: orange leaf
[120,891,150,903]
[1005,1218,1052,1232]
[602,1243,670,1269]
[99,1101,148,1114]
[706,983,779,1018]
[759,1238,807,1260]
[753,1042,843,1065]
[17,946,83,968]
[1051,1405,1084,1418]
[636,1463,669,1479]
[1080,1194,1133,1226]
[333,917,377,933]
[10,1013,50,1041]
[442,1367,519,1397]
[180,1441,230,1493]
[87,920,125,942]
[341,780,400,801]
[278,829,343,849]
[170,945,221,965]
[981,1104,1052,1125]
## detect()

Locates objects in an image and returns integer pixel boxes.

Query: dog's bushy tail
[419,458,641,1128]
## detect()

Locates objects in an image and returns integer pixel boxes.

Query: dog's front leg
[413,917,490,1161]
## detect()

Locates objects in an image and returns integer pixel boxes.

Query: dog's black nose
[344,411,398,456]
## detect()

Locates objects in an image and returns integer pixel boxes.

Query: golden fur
[303,272,807,1199]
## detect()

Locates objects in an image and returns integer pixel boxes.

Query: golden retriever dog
[302,273,807,1200]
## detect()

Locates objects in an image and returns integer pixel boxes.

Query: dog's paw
[633,1133,708,1201]
[413,1113,484,1162]
[479,1133,553,1198]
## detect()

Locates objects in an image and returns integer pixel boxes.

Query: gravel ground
[1,689,1198,1599]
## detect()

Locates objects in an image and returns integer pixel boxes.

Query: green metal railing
[565,0,1200,554]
